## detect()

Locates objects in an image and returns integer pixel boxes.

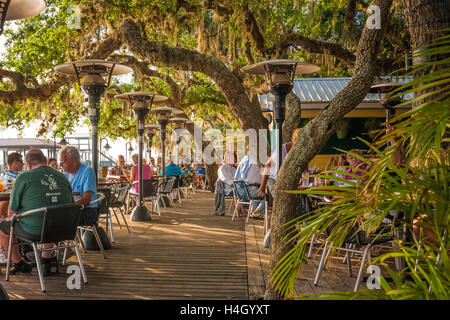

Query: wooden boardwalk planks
[244,217,368,299]
[0,191,248,300]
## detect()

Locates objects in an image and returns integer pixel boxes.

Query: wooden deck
[1,190,368,299]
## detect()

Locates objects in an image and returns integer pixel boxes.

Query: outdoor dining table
[0,192,10,201]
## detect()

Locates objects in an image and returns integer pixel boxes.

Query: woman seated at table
[127,153,152,194]
[342,149,371,183]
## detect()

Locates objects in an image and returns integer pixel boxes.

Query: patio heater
[54,60,133,182]
[150,107,175,177]
[241,60,319,173]
[0,0,46,35]
[144,124,159,159]
[115,92,168,221]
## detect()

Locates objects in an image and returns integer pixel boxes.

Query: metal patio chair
[5,203,87,292]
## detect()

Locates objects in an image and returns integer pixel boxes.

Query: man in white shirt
[234,152,264,217]
[213,152,236,216]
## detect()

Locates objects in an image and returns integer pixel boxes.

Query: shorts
[0,220,42,242]
[79,208,99,226]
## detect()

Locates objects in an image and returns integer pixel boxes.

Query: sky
[0,20,144,166]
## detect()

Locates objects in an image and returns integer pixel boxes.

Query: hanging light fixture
[59,137,68,146]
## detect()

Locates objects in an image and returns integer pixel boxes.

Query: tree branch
[118,18,267,131]
[265,0,394,300]
[276,33,356,67]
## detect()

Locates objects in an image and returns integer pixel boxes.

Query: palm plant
[271,30,450,300]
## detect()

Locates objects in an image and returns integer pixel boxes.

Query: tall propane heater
[115,92,168,221]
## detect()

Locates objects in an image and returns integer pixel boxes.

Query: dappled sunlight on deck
[0,191,248,300]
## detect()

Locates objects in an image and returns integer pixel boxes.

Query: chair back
[168,175,180,188]
[142,179,158,197]
[113,184,131,205]
[39,203,84,243]
[160,176,176,194]
[179,174,188,188]
[97,188,112,215]
[232,180,251,201]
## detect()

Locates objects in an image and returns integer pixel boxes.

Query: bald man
[106,155,131,182]
[0,149,73,274]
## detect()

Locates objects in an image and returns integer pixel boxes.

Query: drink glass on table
[0,177,4,192]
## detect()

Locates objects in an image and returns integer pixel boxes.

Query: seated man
[160,155,183,201]
[106,154,131,182]
[194,160,206,188]
[234,152,264,217]
[159,154,182,177]
[59,146,98,226]
[0,149,73,274]
[213,152,236,216]
[0,152,24,264]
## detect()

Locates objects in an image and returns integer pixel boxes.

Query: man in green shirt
[0,149,74,274]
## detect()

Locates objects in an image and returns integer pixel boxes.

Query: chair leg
[354,244,371,292]
[246,201,253,223]
[343,243,352,264]
[73,239,88,284]
[32,243,46,292]
[108,214,115,243]
[112,208,122,229]
[177,189,182,203]
[169,194,175,207]
[155,199,161,216]
[347,250,353,278]
[323,243,332,270]
[5,226,15,281]
[62,240,69,265]
[314,241,329,286]
[227,197,235,216]
[308,233,316,258]
[232,200,239,221]
[92,227,107,259]
[264,201,269,235]
[76,229,87,254]
[119,207,131,233]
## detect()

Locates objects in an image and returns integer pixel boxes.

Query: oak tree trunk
[282,92,303,144]
[403,0,450,107]
[264,0,394,299]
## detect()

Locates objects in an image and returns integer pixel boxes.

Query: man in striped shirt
[0,152,24,264]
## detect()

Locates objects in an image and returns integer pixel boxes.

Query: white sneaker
[0,250,7,265]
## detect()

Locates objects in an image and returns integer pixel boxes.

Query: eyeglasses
[15,159,23,164]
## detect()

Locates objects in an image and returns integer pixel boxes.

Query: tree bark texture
[403,0,450,107]
[282,92,303,144]
[264,0,394,300]
[118,18,267,133]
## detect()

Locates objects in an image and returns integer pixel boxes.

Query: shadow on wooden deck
[0,191,248,300]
